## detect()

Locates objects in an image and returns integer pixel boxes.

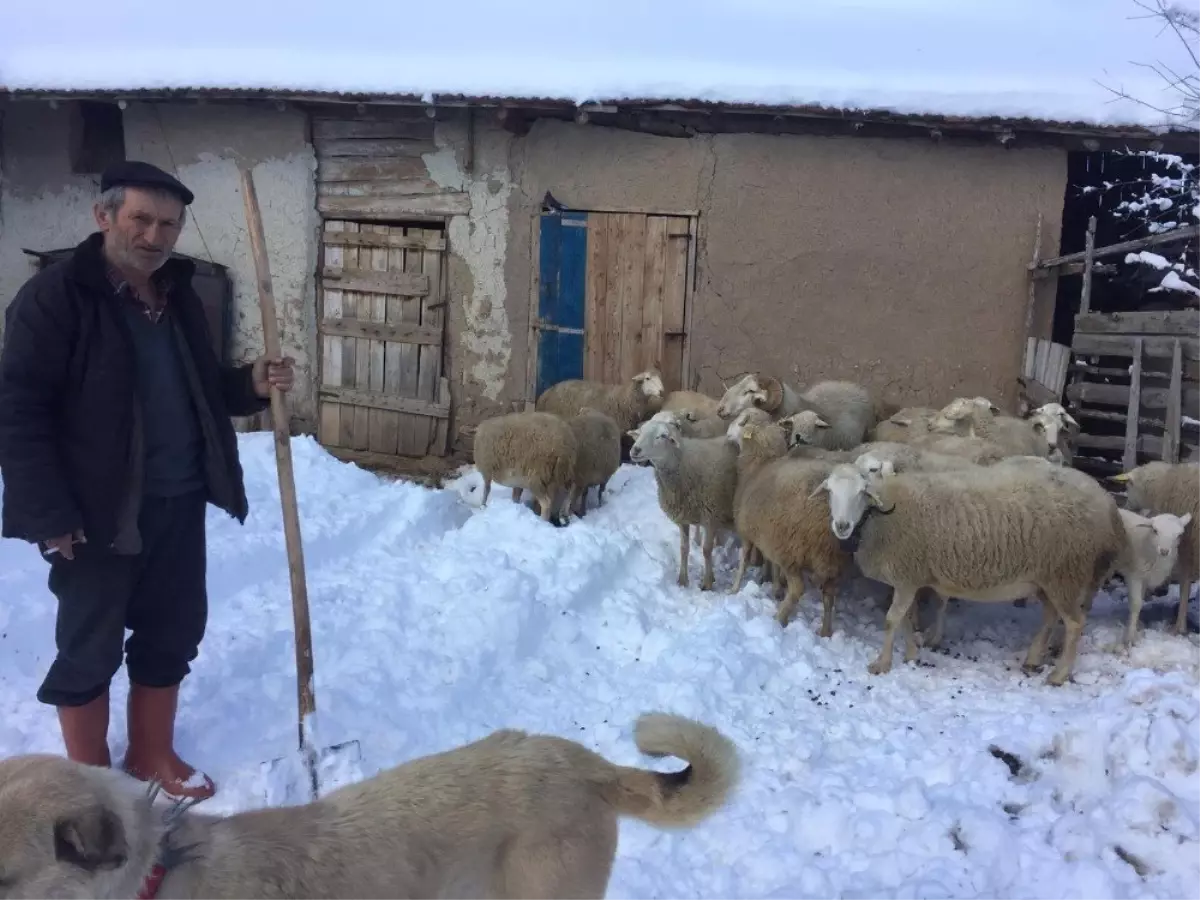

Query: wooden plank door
[532,209,692,398]
[317,220,451,458]
[535,211,588,396]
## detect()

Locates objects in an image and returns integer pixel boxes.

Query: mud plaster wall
[432,118,1065,436]
[0,101,319,423]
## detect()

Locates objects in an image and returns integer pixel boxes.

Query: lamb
[930,397,1051,458]
[1115,508,1193,647]
[715,374,877,448]
[474,411,578,526]
[629,418,739,591]
[565,407,622,517]
[1113,461,1200,635]
[535,370,665,433]
[731,423,853,635]
[815,461,1126,685]
[661,390,721,419]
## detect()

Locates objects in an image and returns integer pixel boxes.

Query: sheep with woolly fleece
[565,407,622,517]
[1113,461,1200,636]
[661,390,721,419]
[853,441,979,477]
[815,461,1126,685]
[474,411,578,527]
[908,432,1010,465]
[867,406,941,443]
[724,416,789,598]
[535,370,665,433]
[931,397,1051,458]
[1115,508,1193,647]
[715,374,877,449]
[731,423,854,634]
[629,418,740,591]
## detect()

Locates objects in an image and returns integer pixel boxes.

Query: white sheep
[1115,509,1193,647]
[630,418,739,591]
[661,390,721,419]
[715,374,877,448]
[535,370,665,433]
[931,397,1050,458]
[1113,461,1200,635]
[565,406,622,516]
[815,461,1126,685]
[474,411,579,527]
[1028,402,1078,461]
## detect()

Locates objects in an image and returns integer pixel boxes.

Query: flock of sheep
[472,369,1199,687]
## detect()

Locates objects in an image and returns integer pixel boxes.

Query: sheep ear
[865,485,886,508]
[626,429,640,440]
[880,460,896,476]
[814,416,830,428]
[1063,411,1079,429]
[742,425,756,441]
[1031,420,1045,435]
[988,403,1001,413]
[808,478,828,500]
[1180,513,1193,528]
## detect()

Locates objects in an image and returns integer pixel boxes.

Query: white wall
[0,100,320,423]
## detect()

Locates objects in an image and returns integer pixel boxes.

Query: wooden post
[1164,338,1183,462]
[1080,216,1097,315]
[238,166,318,775]
[1123,336,1143,472]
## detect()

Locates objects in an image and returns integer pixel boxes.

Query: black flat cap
[100,160,194,206]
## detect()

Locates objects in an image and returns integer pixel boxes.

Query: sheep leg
[482,478,492,506]
[597,480,608,507]
[818,579,837,639]
[868,586,919,676]
[927,591,949,650]
[772,565,785,600]
[511,487,522,504]
[677,524,690,587]
[731,542,752,595]
[1124,576,1146,649]
[700,525,717,592]
[774,573,804,628]
[561,486,579,526]
[1175,579,1194,636]
[1046,595,1086,687]
[1021,594,1058,673]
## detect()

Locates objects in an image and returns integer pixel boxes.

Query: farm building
[1,0,1196,473]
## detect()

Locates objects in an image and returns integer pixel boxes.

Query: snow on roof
[2,0,1197,131]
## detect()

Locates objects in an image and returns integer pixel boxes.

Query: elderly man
[0,160,294,801]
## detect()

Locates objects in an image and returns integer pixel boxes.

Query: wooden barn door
[533,210,693,398]
[317,221,451,459]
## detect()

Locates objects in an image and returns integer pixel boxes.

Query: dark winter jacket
[0,232,268,551]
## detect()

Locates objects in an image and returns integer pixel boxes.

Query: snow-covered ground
[2,0,1195,128]
[1,434,1198,899]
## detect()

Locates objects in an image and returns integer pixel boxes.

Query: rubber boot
[57,689,112,767]
[122,682,215,801]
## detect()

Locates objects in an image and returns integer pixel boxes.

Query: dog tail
[604,713,739,828]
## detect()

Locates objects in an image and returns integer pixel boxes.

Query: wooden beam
[318,386,449,419]
[317,156,430,182]
[1074,310,1200,336]
[1076,431,1199,457]
[322,230,446,252]
[1033,223,1198,272]
[1080,216,1097,315]
[317,193,471,219]
[311,116,435,141]
[313,137,435,158]
[1065,380,1200,410]
[1072,332,1200,362]
[321,267,429,296]
[318,318,442,345]
[1124,339,1142,472]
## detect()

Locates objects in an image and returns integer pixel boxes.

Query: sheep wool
[1115,460,1200,635]
[566,407,622,516]
[474,411,578,526]
[818,462,1125,686]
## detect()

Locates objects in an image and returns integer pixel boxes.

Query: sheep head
[632,370,665,400]
[716,373,783,418]
[726,407,772,444]
[629,418,680,465]
[855,452,896,479]
[1028,402,1078,451]
[1147,512,1193,558]
[814,463,889,541]
[931,397,990,437]
[779,410,830,447]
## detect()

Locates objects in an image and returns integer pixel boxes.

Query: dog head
[0,754,160,899]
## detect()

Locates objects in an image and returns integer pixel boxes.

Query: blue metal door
[535,210,588,397]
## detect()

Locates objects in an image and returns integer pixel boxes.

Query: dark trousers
[37,490,209,707]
